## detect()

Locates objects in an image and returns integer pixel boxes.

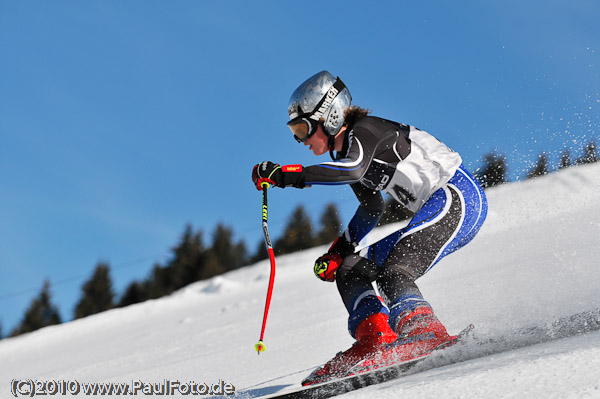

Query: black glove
[251,161,306,190]
[252,161,283,190]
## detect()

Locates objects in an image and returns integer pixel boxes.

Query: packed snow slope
[1,163,600,398]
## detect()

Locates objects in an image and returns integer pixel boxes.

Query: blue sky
[1,1,599,334]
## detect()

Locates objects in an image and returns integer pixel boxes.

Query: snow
[1,163,600,398]
[347,331,600,399]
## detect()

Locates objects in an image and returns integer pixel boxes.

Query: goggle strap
[308,77,347,122]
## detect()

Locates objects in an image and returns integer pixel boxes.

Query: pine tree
[249,239,268,263]
[11,280,61,336]
[378,196,414,226]
[74,262,115,319]
[275,205,315,255]
[475,152,508,188]
[142,224,240,299]
[233,240,248,268]
[527,153,549,179]
[577,140,598,164]
[118,281,148,307]
[316,203,342,246]
[207,223,247,273]
[169,225,208,286]
[145,263,172,299]
[559,149,572,169]
[586,140,598,163]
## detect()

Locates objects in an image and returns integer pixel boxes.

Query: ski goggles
[287,77,348,143]
[287,116,320,143]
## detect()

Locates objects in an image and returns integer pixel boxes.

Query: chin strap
[328,135,336,161]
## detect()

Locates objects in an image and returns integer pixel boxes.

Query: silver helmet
[287,71,352,137]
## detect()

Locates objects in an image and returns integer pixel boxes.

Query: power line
[0,253,168,302]
[1,200,351,303]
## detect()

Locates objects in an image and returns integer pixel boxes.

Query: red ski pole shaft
[255,183,276,354]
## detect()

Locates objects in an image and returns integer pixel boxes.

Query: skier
[252,71,487,382]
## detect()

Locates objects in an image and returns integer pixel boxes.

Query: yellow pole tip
[255,341,266,353]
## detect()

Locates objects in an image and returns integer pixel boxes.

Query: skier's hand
[314,252,343,282]
[313,236,355,282]
[252,161,306,190]
[252,161,283,190]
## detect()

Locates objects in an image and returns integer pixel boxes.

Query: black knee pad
[336,254,378,282]
[376,263,422,304]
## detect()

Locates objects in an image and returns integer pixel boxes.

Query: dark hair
[344,106,371,128]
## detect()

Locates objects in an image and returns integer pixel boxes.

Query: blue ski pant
[336,165,488,338]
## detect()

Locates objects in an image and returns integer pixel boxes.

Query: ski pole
[255,182,276,355]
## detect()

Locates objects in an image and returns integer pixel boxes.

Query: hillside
[1,163,600,398]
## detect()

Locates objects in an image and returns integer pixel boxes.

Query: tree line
[2,139,597,339]
[3,203,344,338]
[474,139,597,188]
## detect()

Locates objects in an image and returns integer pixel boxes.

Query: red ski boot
[395,303,454,352]
[301,313,397,385]
[356,304,457,371]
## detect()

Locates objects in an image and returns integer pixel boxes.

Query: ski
[260,324,473,399]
